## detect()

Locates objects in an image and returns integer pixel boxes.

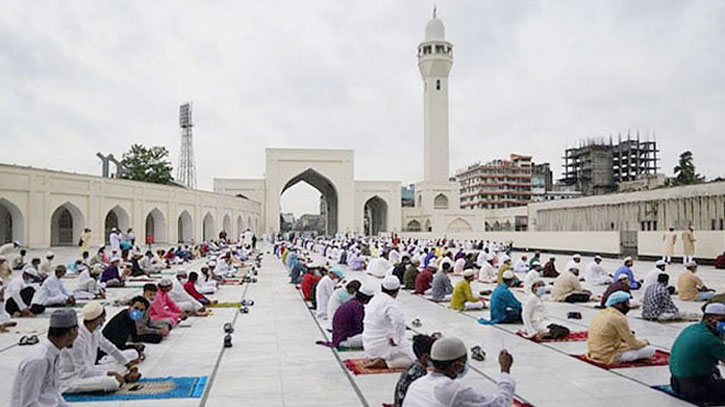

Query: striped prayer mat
[573,350,669,369]
[343,358,406,375]
[63,376,207,401]
[515,330,588,343]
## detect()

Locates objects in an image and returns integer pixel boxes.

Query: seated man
[600,274,634,308]
[450,270,485,311]
[74,264,106,300]
[584,255,613,285]
[523,261,543,294]
[22,258,43,283]
[414,264,435,295]
[171,271,205,314]
[0,282,18,332]
[587,291,655,364]
[715,251,725,270]
[149,278,188,327]
[543,257,559,278]
[642,274,682,321]
[327,280,361,322]
[0,255,11,282]
[367,255,393,278]
[523,279,570,340]
[430,263,453,302]
[403,337,515,407]
[477,254,497,283]
[348,250,367,271]
[393,334,437,407]
[326,284,374,348]
[669,303,725,404]
[139,250,162,274]
[403,258,421,290]
[300,268,322,301]
[678,261,715,301]
[129,252,149,277]
[551,265,592,303]
[102,296,151,354]
[5,267,45,317]
[137,284,170,342]
[513,255,529,274]
[316,267,344,321]
[392,255,410,283]
[59,302,142,394]
[39,251,55,281]
[183,272,217,306]
[32,265,76,308]
[100,258,129,287]
[487,270,522,323]
[496,255,513,285]
[363,276,416,369]
[613,257,642,290]
[11,248,27,271]
[10,309,77,407]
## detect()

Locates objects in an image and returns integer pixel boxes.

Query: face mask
[535,287,546,297]
[619,305,630,315]
[129,309,143,321]
[337,289,351,303]
[457,362,469,379]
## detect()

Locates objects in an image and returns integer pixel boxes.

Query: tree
[120,144,174,184]
[671,150,704,186]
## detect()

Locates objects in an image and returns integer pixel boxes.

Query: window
[436,80,440,90]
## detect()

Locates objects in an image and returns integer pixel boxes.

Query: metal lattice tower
[176,102,197,189]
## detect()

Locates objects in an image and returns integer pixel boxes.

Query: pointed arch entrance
[280,168,338,235]
[0,198,24,244]
[104,206,130,243]
[178,210,193,243]
[203,213,215,241]
[51,202,84,246]
[145,208,167,244]
[364,196,388,236]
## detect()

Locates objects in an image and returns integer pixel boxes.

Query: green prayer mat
[208,302,242,308]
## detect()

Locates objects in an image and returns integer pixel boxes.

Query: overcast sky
[1,1,723,216]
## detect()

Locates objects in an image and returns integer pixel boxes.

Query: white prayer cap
[502,270,515,280]
[704,303,725,315]
[532,261,541,267]
[359,284,375,297]
[430,337,467,362]
[623,256,633,263]
[0,255,5,261]
[594,255,602,261]
[14,241,20,246]
[50,309,78,328]
[111,257,121,263]
[685,261,698,268]
[501,255,511,262]
[617,273,629,281]
[81,301,104,321]
[573,254,581,259]
[207,261,217,267]
[22,267,39,278]
[486,254,495,261]
[655,260,666,266]
[46,251,54,257]
[568,264,580,272]
[381,276,401,290]
[159,278,173,287]
[463,269,476,278]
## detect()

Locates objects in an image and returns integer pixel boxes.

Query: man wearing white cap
[315,267,344,321]
[327,280,361,323]
[643,260,668,292]
[402,337,515,407]
[587,291,655,364]
[478,254,497,284]
[367,254,393,278]
[551,264,592,303]
[32,265,75,307]
[451,270,485,311]
[496,255,514,285]
[564,254,582,277]
[670,303,725,403]
[109,228,121,257]
[642,273,681,321]
[170,269,204,314]
[613,257,641,290]
[363,276,416,369]
[5,265,45,317]
[678,261,715,302]
[584,255,613,286]
[523,261,544,295]
[39,251,55,281]
[59,301,141,394]
[11,309,78,407]
[0,240,20,256]
[323,284,374,349]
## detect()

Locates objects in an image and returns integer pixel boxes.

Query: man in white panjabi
[662,227,677,264]
[59,302,142,394]
[584,255,613,285]
[109,228,121,257]
[39,251,55,280]
[363,276,416,369]
[367,254,393,278]
[315,268,344,321]
[478,254,497,283]
[402,337,515,407]
[170,271,204,314]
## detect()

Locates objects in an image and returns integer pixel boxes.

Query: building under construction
[561,132,659,196]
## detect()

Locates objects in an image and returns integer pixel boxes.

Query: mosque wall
[0,164,261,248]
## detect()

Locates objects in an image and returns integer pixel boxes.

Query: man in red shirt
[301,269,322,301]
[414,264,435,295]
[183,272,217,306]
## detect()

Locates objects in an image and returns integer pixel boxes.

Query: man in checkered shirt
[642,273,680,321]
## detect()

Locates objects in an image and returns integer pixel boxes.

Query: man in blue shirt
[484,270,522,324]
[613,257,642,290]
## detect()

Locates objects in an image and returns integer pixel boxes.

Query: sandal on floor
[18,335,29,346]
[26,335,39,345]
[239,306,249,314]
[471,345,486,362]
[224,322,234,333]
[411,318,422,328]
[224,334,233,348]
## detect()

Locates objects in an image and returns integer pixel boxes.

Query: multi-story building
[456,154,534,209]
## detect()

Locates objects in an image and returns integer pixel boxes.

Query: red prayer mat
[573,350,669,369]
[515,330,588,343]
[221,279,243,285]
[343,358,406,375]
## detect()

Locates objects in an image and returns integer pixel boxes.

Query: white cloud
[1,1,723,216]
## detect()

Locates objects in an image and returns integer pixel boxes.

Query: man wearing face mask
[102,296,151,355]
[669,303,725,403]
[523,280,570,340]
[402,337,515,407]
[59,301,142,394]
[587,291,655,364]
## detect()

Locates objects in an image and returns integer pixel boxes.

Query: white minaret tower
[418,6,453,183]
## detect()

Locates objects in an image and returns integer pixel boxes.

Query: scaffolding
[561,131,659,196]
[176,102,197,189]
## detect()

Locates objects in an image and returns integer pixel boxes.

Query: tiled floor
[0,244,716,406]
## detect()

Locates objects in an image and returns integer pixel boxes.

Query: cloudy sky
[1,1,723,216]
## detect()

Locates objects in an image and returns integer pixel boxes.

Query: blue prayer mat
[63,376,207,402]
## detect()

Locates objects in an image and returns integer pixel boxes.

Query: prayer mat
[383,398,533,407]
[337,346,364,352]
[343,358,406,375]
[515,330,588,343]
[222,279,243,285]
[636,314,701,323]
[208,302,242,308]
[652,385,725,407]
[128,277,159,282]
[63,376,207,402]
[573,350,669,369]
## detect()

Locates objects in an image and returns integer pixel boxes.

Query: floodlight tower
[177,102,197,189]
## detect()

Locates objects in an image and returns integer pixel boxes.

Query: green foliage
[670,150,704,186]
[120,144,174,184]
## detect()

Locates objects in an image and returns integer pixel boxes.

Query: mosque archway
[178,210,193,243]
[405,219,421,232]
[203,213,215,241]
[0,198,24,244]
[51,202,84,246]
[104,205,130,243]
[237,215,244,238]
[447,217,472,232]
[145,208,167,244]
[222,214,232,235]
[280,168,338,235]
[247,216,253,232]
[364,196,388,236]
[424,219,432,232]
